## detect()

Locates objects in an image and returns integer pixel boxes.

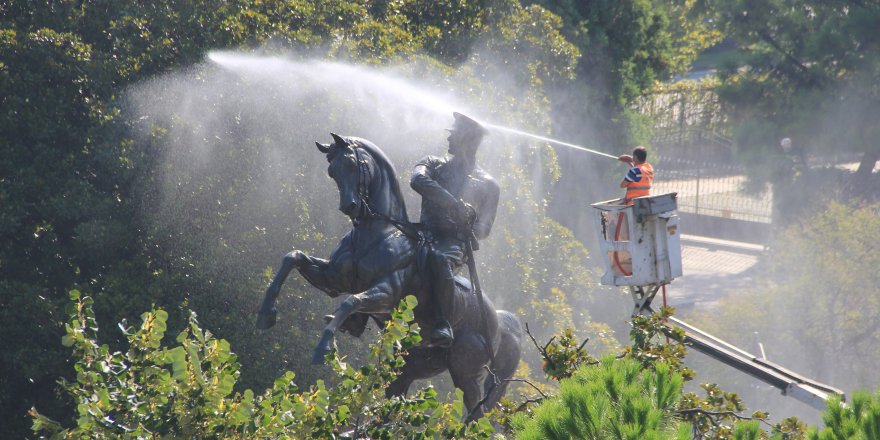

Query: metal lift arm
[668,315,845,411]
[632,287,844,411]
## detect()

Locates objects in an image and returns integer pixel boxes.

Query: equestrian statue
[255,113,523,420]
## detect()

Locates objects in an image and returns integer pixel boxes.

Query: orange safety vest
[624,162,653,204]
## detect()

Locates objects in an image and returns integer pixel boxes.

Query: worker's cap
[446,112,490,137]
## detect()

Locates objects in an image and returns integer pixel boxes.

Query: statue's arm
[410,160,458,208]
[473,178,500,240]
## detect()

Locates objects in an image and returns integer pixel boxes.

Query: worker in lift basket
[609,146,654,276]
[618,146,654,205]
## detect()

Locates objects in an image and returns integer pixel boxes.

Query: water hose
[613,211,632,276]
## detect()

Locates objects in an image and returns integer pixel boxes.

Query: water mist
[208,51,621,162]
[125,49,624,394]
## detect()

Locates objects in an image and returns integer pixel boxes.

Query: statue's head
[446,112,489,157]
[315,133,351,162]
[316,133,370,218]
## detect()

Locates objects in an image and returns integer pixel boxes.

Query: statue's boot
[429,255,456,348]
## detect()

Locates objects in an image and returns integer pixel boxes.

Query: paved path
[663,234,764,312]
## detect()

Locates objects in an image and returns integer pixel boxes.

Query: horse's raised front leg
[312,285,396,365]
[256,251,307,329]
[296,254,347,298]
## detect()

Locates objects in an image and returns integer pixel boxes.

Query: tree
[530,0,678,147]
[524,0,721,145]
[690,201,880,395]
[512,357,691,440]
[521,0,720,248]
[1,1,386,432]
[699,0,880,185]
[808,391,880,440]
[0,25,148,433]
[513,311,806,440]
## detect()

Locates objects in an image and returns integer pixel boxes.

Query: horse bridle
[352,146,372,226]
[351,145,420,239]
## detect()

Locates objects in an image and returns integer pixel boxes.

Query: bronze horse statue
[256,134,523,420]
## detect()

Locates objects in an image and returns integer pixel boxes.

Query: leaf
[336,404,350,423]
[167,346,188,381]
[217,372,235,397]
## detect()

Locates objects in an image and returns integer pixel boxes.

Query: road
[664,234,764,312]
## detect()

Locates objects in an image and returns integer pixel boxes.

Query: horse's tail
[482,310,524,410]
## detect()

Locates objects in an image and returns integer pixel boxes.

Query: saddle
[334,236,474,338]
[335,275,472,337]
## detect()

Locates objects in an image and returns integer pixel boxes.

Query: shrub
[512,356,690,440]
[31,291,492,439]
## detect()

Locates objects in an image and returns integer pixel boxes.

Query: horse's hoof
[312,330,334,364]
[256,309,277,330]
[312,343,333,365]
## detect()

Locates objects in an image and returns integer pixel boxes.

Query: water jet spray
[207,51,619,162]
[482,123,619,161]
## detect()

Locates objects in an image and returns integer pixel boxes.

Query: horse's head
[316,133,374,219]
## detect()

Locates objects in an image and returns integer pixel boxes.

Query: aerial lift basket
[591,193,682,287]
[592,193,846,409]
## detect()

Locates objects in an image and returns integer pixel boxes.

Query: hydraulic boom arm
[667,315,845,410]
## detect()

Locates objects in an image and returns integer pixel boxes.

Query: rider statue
[410,112,500,347]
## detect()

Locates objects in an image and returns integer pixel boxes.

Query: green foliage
[501,217,610,338]
[657,0,723,77]
[534,0,675,106]
[516,311,807,440]
[627,306,694,381]
[808,391,880,440]
[0,22,157,433]
[512,356,688,440]
[539,328,597,381]
[529,0,719,149]
[693,201,880,394]
[31,293,492,438]
[626,308,782,439]
[678,382,778,440]
[484,4,580,84]
[698,0,880,181]
[5,1,793,438]
[532,0,721,240]
[374,0,492,64]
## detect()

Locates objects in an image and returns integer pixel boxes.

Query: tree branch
[755,29,818,87]
[525,323,558,373]
[515,396,545,413]
[677,408,773,428]
[466,371,551,420]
